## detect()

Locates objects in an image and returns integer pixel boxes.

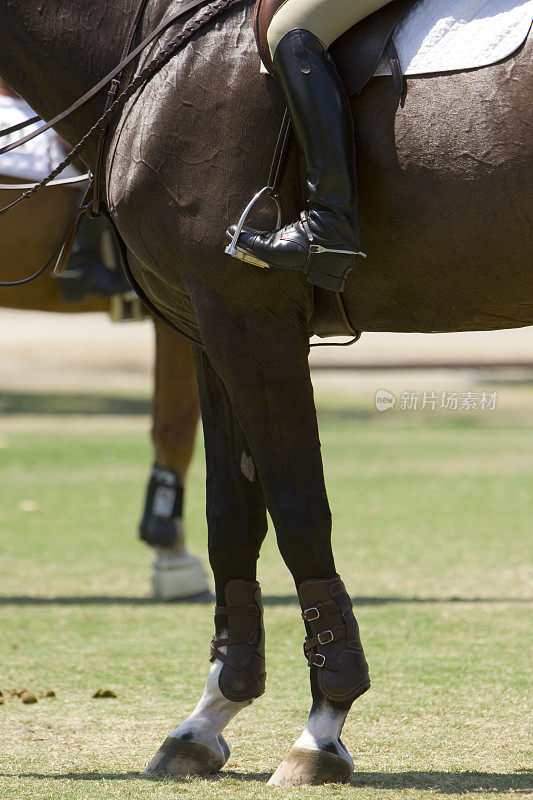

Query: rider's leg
[227,0,392,291]
[59,214,131,301]
[266,0,393,56]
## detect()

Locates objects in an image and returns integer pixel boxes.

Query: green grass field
[0,385,531,799]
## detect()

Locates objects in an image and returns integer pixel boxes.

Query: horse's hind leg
[140,319,208,600]
[145,344,268,778]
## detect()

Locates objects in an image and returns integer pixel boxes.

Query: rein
[0,174,90,191]
[0,0,233,157]
[0,0,238,291]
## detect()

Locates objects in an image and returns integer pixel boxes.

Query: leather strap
[0,174,89,191]
[0,114,41,139]
[266,107,294,195]
[93,0,152,214]
[51,203,90,277]
[0,0,220,157]
[215,604,259,616]
[385,36,406,98]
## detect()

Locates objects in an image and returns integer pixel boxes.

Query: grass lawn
[0,385,531,799]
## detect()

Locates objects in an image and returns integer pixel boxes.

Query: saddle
[331,0,419,97]
[254,0,418,96]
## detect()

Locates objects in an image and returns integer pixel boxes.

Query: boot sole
[224,232,270,269]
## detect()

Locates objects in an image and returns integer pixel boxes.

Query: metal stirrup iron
[225,108,294,265]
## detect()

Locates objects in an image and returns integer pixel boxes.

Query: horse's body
[1,0,531,784]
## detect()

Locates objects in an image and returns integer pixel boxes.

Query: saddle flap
[331,0,419,97]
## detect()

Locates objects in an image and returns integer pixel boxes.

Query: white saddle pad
[375,0,533,77]
[0,95,79,181]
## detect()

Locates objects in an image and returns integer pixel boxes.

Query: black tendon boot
[298,576,370,703]
[227,29,363,291]
[210,579,266,701]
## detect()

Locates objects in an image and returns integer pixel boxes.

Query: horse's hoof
[144,733,229,778]
[267,746,353,786]
[151,551,210,601]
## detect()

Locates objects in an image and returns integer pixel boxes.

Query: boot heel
[306,248,360,292]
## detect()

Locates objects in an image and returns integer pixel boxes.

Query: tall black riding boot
[227,29,362,291]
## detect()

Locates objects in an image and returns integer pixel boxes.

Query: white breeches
[267,0,393,57]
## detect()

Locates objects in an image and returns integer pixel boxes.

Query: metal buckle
[225,186,282,268]
[303,606,320,621]
[313,653,326,668]
[318,629,334,645]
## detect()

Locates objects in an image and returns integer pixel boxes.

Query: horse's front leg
[145,344,268,777]
[147,277,369,784]
[144,657,248,777]
[189,293,369,786]
[269,699,353,785]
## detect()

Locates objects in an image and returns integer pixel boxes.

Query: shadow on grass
[264,594,533,607]
[350,770,533,794]
[5,770,531,792]
[316,406,488,427]
[0,391,151,416]
[0,592,214,606]
[0,593,530,606]
[7,770,271,783]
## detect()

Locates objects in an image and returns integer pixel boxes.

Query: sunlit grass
[0,391,531,799]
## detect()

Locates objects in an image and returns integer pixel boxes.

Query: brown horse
[0,81,206,600]
[0,0,531,785]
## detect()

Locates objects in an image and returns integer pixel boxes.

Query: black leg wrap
[139,464,184,547]
[299,575,370,704]
[211,579,266,702]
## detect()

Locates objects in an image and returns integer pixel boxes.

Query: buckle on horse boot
[225,186,281,268]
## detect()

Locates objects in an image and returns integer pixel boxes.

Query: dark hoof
[144,734,228,778]
[267,745,353,786]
